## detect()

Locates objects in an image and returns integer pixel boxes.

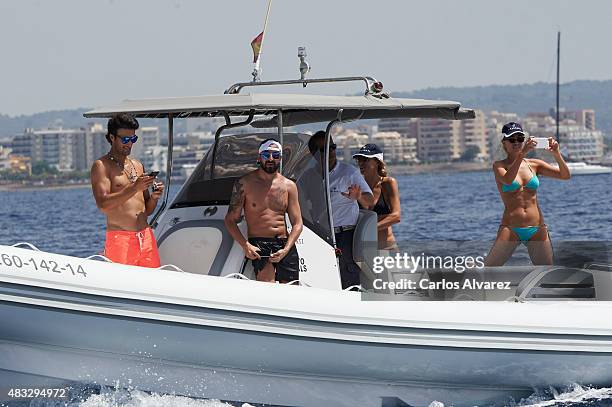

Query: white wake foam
[76,386,255,407]
[516,384,612,407]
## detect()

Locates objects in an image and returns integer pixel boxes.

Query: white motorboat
[1,74,612,407]
[564,161,612,175]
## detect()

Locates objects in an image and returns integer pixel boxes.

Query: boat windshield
[171,132,334,245]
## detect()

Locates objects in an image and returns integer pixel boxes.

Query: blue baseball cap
[352,143,384,162]
[501,122,525,138]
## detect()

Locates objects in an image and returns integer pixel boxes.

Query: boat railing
[224,273,251,280]
[222,274,313,287]
[11,242,41,251]
[286,280,311,287]
[85,254,112,262]
[225,76,385,97]
[157,264,185,273]
[584,263,612,272]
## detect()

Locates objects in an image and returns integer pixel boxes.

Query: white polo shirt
[329,162,372,228]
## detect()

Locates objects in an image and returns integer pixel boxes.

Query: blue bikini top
[501,160,540,192]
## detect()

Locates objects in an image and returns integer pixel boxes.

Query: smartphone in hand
[533,138,549,149]
[147,171,160,178]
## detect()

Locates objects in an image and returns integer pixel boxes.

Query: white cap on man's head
[259,139,282,154]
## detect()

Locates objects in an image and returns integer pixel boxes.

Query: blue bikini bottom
[503,225,547,242]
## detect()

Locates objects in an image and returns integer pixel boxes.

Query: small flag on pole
[251,32,264,63]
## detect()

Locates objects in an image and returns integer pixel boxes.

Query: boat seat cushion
[156,220,233,275]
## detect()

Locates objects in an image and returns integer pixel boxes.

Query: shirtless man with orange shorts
[90,113,165,267]
[224,139,303,283]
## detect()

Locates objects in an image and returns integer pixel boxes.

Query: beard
[260,161,279,174]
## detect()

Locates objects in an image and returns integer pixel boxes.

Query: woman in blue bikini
[485,122,570,266]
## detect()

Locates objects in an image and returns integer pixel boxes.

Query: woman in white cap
[485,122,570,266]
[353,143,401,250]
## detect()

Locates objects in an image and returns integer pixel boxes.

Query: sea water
[1,171,611,406]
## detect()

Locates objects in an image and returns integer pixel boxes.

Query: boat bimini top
[84,76,475,122]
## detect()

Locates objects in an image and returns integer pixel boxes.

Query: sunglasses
[116,135,138,144]
[504,135,525,144]
[260,151,282,160]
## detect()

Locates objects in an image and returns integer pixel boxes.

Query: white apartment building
[460,110,488,159]
[416,119,462,163]
[550,108,596,131]
[402,137,418,163]
[172,145,208,180]
[371,132,404,163]
[141,146,168,173]
[0,146,11,170]
[10,124,162,173]
[334,130,369,162]
[377,118,418,138]
[12,127,86,172]
[130,127,160,162]
[84,123,109,169]
[529,124,605,162]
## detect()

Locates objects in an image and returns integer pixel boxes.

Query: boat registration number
[0,253,87,277]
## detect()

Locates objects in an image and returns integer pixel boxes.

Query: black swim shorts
[248,237,300,282]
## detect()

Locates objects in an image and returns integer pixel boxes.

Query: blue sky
[1,0,611,115]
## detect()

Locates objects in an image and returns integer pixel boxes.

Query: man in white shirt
[307,131,375,289]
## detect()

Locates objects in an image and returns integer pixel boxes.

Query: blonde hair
[377,159,388,177]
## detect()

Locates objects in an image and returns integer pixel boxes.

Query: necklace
[107,153,138,183]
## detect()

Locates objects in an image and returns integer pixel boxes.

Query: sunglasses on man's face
[505,135,525,144]
[116,135,138,144]
[260,151,282,160]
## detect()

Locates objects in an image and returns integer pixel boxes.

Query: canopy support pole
[150,113,173,228]
[323,110,343,249]
[277,109,284,173]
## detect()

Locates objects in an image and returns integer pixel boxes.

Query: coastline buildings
[0,146,31,174]
[524,110,605,162]
[416,118,462,163]
[3,106,606,177]
[12,127,87,172]
[552,108,596,131]
[130,127,160,162]
[376,110,488,163]
[334,129,369,162]
[9,124,162,173]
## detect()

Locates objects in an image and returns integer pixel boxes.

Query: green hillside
[394,80,612,132]
[1,80,610,138]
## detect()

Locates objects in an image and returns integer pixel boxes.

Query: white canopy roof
[84,93,475,125]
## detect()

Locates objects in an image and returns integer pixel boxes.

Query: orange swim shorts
[104,227,161,268]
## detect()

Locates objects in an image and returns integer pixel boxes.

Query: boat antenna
[556,31,560,142]
[251,0,273,82]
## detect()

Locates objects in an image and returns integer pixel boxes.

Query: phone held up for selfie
[533,137,549,149]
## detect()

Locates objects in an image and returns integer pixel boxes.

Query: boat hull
[1,295,612,406]
[1,244,612,406]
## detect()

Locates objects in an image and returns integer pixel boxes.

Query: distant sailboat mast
[556,31,560,142]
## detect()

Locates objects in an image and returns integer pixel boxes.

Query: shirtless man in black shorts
[224,139,303,283]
